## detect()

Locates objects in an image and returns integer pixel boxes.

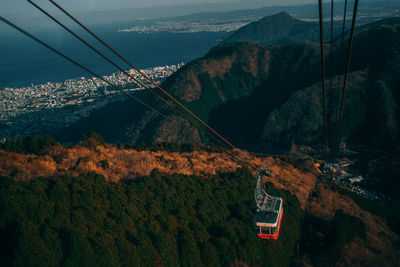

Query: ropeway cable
[329,0,334,111]
[334,0,359,157]
[35,0,258,169]
[318,0,330,158]
[0,15,258,171]
[0,15,167,119]
[27,0,179,118]
[30,0,237,150]
[28,0,257,169]
[47,0,236,150]
[335,0,348,123]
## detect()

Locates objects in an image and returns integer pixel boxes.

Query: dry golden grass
[1,145,398,264]
[0,145,316,208]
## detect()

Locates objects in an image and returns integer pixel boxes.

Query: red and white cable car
[254,167,284,239]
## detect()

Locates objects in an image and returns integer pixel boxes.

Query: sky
[0,0,316,18]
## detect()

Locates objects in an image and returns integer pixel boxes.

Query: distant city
[119,20,252,33]
[0,63,184,137]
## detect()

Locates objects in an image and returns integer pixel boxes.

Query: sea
[0,27,226,88]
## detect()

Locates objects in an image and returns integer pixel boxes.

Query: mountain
[55,42,275,145]
[261,17,400,152]
[55,16,400,154]
[222,12,340,45]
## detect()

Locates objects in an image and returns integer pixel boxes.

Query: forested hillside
[1,140,399,266]
[0,169,302,266]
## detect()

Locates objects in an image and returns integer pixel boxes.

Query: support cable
[0,16,167,119]
[48,0,236,150]
[1,15,256,170]
[28,1,225,150]
[318,0,330,157]
[330,0,334,106]
[334,0,359,157]
[27,0,180,121]
[40,0,259,168]
[335,0,348,122]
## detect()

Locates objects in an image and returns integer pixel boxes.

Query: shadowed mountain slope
[56,17,400,154]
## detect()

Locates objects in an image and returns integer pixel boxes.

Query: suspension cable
[335,0,348,122]
[318,0,329,157]
[39,0,259,168]
[0,16,167,119]
[48,0,236,150]
[0,15,257,170]
[27,1,220,147]
[27,0,179,118]
[330,0,334,104]
[24,0,257,170]
[334,0,359,157]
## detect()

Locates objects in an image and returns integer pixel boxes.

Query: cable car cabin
[254,167,284,239]
[254,197,283,239]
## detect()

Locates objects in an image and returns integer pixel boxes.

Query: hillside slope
[56,17,400,154]
[0,145,316,208]
[56,42,274,145]
[0,166,303,267]
[1,145,399,266]
[261,17,400,152]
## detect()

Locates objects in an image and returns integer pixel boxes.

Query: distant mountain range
[55,14,400,153]
[222,12,322,45]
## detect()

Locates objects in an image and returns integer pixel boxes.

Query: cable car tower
[254,167,283,239]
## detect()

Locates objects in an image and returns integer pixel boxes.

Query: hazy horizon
[1,0,316,18]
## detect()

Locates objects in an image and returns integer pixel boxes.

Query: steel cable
[0,16,167,119]
[1,15,257,170]
[48,0,236,150]
[335,0,348,122]
[41,0,259,169]
[318,0,330,157]
[334,0,359,157]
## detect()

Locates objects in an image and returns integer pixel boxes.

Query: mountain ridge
[222,11,336,45]
[54,16,400,154]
